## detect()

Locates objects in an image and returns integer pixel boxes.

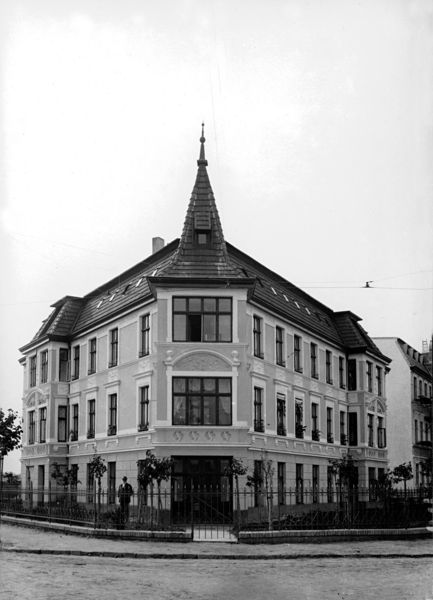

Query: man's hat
[122,476,127,481]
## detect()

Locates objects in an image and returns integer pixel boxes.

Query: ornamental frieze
[174,354,231,372]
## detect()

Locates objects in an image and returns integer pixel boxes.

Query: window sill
[87,369,96,376]
[138,351,150,358]
[108,363,118,369]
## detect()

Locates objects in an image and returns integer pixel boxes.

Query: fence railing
[0,483,431,533]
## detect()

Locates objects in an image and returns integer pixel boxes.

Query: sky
[1,0,432,473]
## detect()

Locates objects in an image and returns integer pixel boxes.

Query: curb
[2,548,433,560]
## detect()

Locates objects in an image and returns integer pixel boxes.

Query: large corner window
[173,297,232,342]
[173,377,232,426]
[139,314,150,357]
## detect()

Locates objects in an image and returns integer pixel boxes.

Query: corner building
[20,130,391,500]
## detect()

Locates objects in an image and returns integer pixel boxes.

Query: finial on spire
[198,122,208,166]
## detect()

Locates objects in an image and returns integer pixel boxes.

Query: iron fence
[0,483,431,534]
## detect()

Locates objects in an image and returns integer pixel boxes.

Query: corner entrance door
[171,456,232,524]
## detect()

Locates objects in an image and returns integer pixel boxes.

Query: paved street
[1,553,432,600]
[1,522,432,599]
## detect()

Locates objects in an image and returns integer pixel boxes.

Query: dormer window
[194,212,211,245]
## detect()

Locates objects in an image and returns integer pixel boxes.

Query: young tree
[390,462,413,496]
[0,409,23,460]
[137,451,174,527]
[3,472,21,486]
[246,451,275,530]
[88,455,107,522]
[328,453,358,489]
[224,458,248,529]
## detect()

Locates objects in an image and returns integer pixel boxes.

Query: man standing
[118,476,134,524]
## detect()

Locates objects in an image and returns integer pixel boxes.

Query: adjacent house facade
[373,337,432,487]
[19,130,391,505]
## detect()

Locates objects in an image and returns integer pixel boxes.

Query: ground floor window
[108,462,116,504]
[296,464,303,504]
[277,462,285,505]
[312,465,319,503]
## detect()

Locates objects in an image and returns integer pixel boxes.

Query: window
[139,386,149,431]
[413,377,417,399]
[326,407,333,443]
[296,464,303,504]
[312,465,319,503]
[71,404,79,441]
[376,366,382,396]
[88,338,97,375]
[377,416,386,448]
[327,466,334,502]
[87,464,94,502]
[340,411,347,445]
[348,412,358,446]
[414,419,418,443]
[276,394,286,436]
[139,314,150,357]
[173,377,232,426]
[59,349,70,382]
[58,406,67,442]
[295,399,304,438]
[310,343,318,379]
[278,463,285,505]
[311,403,319,440]
[368,414,374,447]
[30,356,36,387]
[253,387,264,432]
[347,359,356,391]
[366,362,373,392]
[108,462,116,504]
[253,316,263,358]
[88,400,95,439]
[72,346,80,380]
[294,335,302,373]
[173,297,232,342]
[326,350,333,384]
[275,326,285,366]
[339,357,345,389]
[369,467,377,500]
[419,379,422,397]
[109,328,118,368]
[39,407,47,443]
[40,351,48,384]
[28,410,35,444]
[415,463,420,487]
[108,394,117,435]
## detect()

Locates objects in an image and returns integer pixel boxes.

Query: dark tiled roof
[397,339,431,377]
[333,312,388,360]
[159,136,241,279]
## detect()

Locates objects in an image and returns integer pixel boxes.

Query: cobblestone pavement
[1,522,432,557]
[1,553,432,600]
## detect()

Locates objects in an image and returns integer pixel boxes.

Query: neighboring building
[373,337,432,486]
[19,129,391,505]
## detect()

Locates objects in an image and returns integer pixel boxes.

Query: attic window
[257,278,264,288]
[194,212,211,230]
[97,300,104,309]
[316,312,322,321]
[271,287,277,295]
[305,307,311,315]
[283,294,289,302]
[136,278,143,287]
[110,293,116,302]
[241,268,249,277]
[122,285,130,295]
[151,269,158,276]
[294,301,300,309]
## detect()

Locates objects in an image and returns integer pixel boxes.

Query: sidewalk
[0,520,432,559]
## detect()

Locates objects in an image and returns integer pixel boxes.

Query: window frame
[40,351,48,384]
[253,316,264,359]
[139,314,150,357]
[88,338,97,375]
[310,343,318,379]
[39,407,47,443]
[254,386,264,432]
[326,407,334,443]
[59,348,70,382]
[29,356,37,388]
[108,393,117,435]
[139,386,150,431]
[366,361,373,393]
[72,345,80,380]
[109,328,118,368]
[58,405,67,443]
[376,366,382,396]
[339,357,345,389]
[295,399,304,438]
[325,350,333,384]
[276,393,286,436]
[275,326,285,366]
[368,413,374,447]
[87,399,95,439]
[71,404,79,441]
[173,297,232,343]
[28,410,35,444]
[294,335,302,373]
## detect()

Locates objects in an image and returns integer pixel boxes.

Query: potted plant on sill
[295,424,307,439]
[340,433,348,446]
[312,429,321,442]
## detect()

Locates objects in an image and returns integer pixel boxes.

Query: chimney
[152,237,164,254]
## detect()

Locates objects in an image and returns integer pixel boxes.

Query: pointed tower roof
[158,125,242,279]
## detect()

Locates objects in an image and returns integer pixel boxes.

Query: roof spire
[198,122,208,166]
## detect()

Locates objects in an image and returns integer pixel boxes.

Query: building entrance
[171,456,233,526]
